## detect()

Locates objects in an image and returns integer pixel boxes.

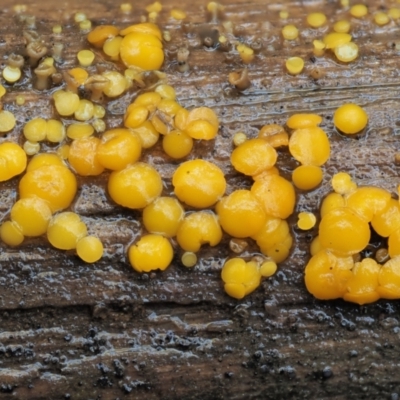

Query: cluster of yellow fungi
[305,173,400,305]
[0,2,396,306]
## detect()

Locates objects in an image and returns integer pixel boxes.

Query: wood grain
[0,0,399,399]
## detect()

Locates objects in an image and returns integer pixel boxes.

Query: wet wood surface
[0,0,400,399]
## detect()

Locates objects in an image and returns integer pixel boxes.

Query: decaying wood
[0,0,399,399]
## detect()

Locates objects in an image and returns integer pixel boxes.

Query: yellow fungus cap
[323,32,352,49]
[350,4,368,18]
[307,12,327,28]
[334,103,368,134]
[282,24,299,40]
[297,212,317,230]
[285,57,304,75]
[77,50,95,67]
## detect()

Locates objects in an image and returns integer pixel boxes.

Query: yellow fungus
[120,3,132,13]
[319,208,370,256]
[19,164,77,213]
[120,31,164,70]
[97,129,142,170]
[279,11,289,19]
[80,19,92,31]
[155,84,176,100]
[0,111,16,133]
[1,221,24,247]
[313,39,326,56]
[282,24,299,40]
[102,71,129,97]
[74,99,94,121]
[260,261,278,277]
[297,212,317,230]
[67,123,94,139]
[334,103,368,134]
[184,107,219,140]
[285,57,304,75]
[346,187,391,223]
[389,8,400,20]
[0,85,6,98]
[68,137,104,176]
[171,9,186,20]
[334,42,359,62]
[251,175,295,219]
[307,12,327,28]
[231,138,277,176]
[182,252,197,268]
[350,4,368,18]
[129,234,173,273]
[47,212,87,250]
[131,121,160,149]
[77,50,95,67]
[221,258,262,299]
[88,25,119,48]
[23,141,40,156]
[374,12,389,26]
[173,159,226,208]
[331,172,357,195]
[108,163,162,209]
[287,113,322,130]
[16,95,25,105]
[2,66,21,83]
[68,68,88,85]
[143,197,185,238]
[162,130,193,159]
[233,132,247,146]
[323,32,352,49]
[74,12,87,23]
[292,165,323,190]
[236,43,254,64]
[289,127,330,166]
[46,119,65,142]
[0,142,27,181]
[333,19,351,33]
[216,190,266,238]
[76,236,104,263]
[146,1,162,13]
[11,197,52,237]
[371,199,400,238]
[177,211,222,252]
[103,36,123,58]
[53,90,80,116]
[23,118,47,142]
[53,24,62,34]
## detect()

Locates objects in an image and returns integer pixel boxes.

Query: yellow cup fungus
[120,31,164,70]
[47,212,88,250]
[176,211,222,252]
[68,137,105,176]
[128,234,173,273]
[143,197,185,238]
[289,127,330,166]
[0,142,27,181]
[221,258,262,299]
[19,164,77,213]
[230,138,277,176]
[251,174,295,219]
[216,190,266,238]
[108,162,162,209]
[333,103,368,134]
[11,197,52,237]
[172,159,226,208]
[97,129,142,170]
[76,236,104,263]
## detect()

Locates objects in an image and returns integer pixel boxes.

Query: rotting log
[0,0,399,399]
